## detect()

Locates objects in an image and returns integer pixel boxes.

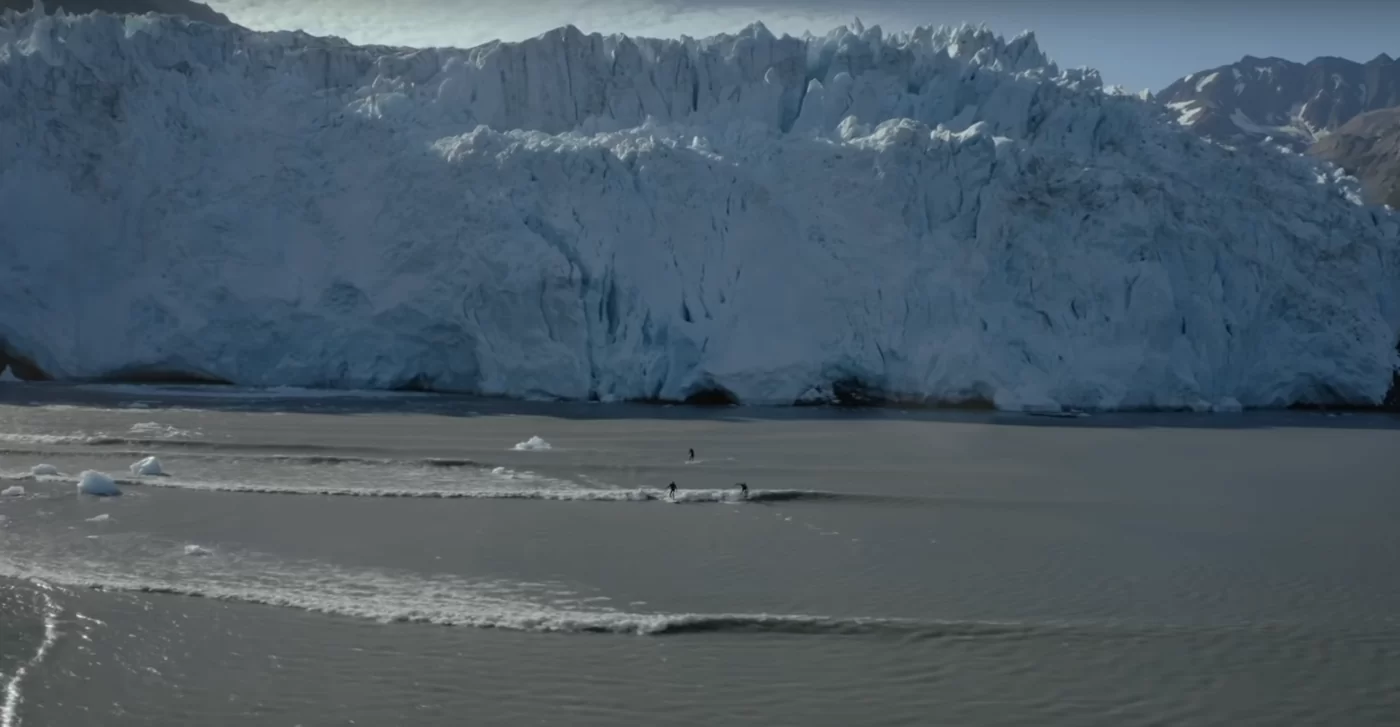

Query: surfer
[668,482,677,499]
[688,448,695,461]
[736,482,748,498]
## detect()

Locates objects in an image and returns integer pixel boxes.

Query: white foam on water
[0,469,858,506]
[0,536,639,634]
[27,465,58,477]
[0,583,60,727]
[116,474,831,503]
[0,473,60,485]
[76,471,120,497]
[511,436,553,451]
[0,433,97,446]
[127,423,200,439]
[1,456,560,497]
[77,384,436,400]
[0,447,489,472]
[30,404,203,415]
[0,536,1006,637]
[102,455,593,498]
[1,429,221,448]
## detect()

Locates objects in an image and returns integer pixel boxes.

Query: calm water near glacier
[2,382,1398,726]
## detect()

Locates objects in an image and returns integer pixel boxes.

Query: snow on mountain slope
[1,9,1398,410]
[1159,54,1400,152]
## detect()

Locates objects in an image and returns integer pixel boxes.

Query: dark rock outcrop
[1159,53,1400,153]
[1311,107,1400,208]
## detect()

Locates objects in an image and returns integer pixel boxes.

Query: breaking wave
[5,571,1029,638]
[0,432,359,452]
[0,445,482,469]
[640,614,1032,638]
[0,471,855,503]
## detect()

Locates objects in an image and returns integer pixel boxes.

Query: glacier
[0,7,1398,410]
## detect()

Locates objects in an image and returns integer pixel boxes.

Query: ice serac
[0,0,236,26]
[0,11,1398,411]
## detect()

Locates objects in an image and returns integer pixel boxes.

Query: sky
[204,0,1400,92]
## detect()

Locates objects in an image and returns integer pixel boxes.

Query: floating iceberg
[77,471,121,497]
[129,456,165,476]
[30,464,59,476]
[512,436,553,451]
[0,10,1395,410]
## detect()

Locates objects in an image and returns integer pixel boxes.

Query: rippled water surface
[2,383,1398,726]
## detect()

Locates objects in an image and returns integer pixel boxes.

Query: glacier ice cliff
[1,8,1398,410]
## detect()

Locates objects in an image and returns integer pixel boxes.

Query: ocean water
[1,383,1398,726]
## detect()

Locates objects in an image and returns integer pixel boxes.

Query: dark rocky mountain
[1311,106,1400,208]
[1161,53,1400,209]
[1158,53,1400,152]
[1,0,234,26]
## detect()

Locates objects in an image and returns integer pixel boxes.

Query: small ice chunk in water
[77,470,121,496]
[129,456,165,476]
[86,513,111,522]
[1,485,24,496]
[512,436,552,451]
[31,464,60,476]
[184,544,212,556]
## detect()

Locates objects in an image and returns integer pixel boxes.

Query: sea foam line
[0,432,414,457]
[0,447,484,471]
[81,580,1030,638]
[0,469,887,504]
[0,561,1334,642]
[0,584,60,727]
[0,434,358,453]
[98,477,847,503]
[1,549,999,638]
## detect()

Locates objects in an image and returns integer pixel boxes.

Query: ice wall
[1,8,1397,410]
